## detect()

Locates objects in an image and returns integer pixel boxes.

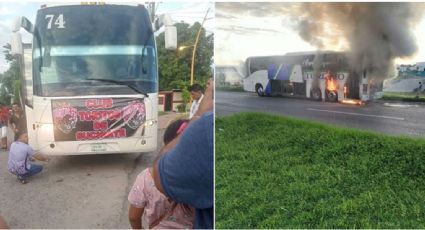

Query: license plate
[90,143,107,152]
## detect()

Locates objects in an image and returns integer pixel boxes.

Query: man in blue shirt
[8,132,50,184]
[153,80,214,229]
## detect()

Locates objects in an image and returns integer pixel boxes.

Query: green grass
[215,112,425,229]
[382,92,425,102]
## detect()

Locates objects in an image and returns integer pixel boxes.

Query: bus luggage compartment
[270,80,306,96]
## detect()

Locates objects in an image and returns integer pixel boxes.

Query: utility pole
[146,2,156,22]
[190,7,210,86]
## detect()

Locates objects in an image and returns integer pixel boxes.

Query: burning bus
[243,51,383,104]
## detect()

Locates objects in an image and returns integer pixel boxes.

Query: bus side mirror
[13,16,34,34]
[12,17,23,32]
[154,14,177,50]
[11,16,34,55]
[154,14,173,30]
[165,26,177,50]
[11,32,23,55]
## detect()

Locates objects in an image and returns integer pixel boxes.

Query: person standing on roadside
[9,103,27,141]
[415,81,423,98]
[0,103,9,149]
[188,83,204,119]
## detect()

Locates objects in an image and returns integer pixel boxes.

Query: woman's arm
[128,205,144,229]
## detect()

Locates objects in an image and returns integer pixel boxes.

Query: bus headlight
[144,120,157,127]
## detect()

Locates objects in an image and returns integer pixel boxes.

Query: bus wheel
[255,84,264,97]
[311,88,322,101]
[326,90,338,102]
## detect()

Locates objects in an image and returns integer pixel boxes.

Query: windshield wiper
[86,78,149,98]
[141,28,153,74]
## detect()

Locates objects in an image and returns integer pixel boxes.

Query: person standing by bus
[7,132,50,184]
[188,83,204,119]
[0,103,9,149]
[9,103,27,141]
[415,81,423,98]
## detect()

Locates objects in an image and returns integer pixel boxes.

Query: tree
[0,44,21,105]
[156,22,213,92]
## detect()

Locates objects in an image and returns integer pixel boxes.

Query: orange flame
[325,72,337,91]
[341,99,363,106]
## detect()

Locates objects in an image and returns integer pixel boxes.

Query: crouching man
[7,132,50,184]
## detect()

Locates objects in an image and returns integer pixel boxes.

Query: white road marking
[383,103,419,108]
[307,108,405,121]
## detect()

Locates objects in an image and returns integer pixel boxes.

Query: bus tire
[255,84,264,97]
[326,90,338,102]
[311,88,322,101]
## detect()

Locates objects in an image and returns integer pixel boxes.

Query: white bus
[243,51,383,103]
[10,4,176,155]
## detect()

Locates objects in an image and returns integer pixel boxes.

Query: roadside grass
[216,85,244,92]
[215,112,425,229]
[382,92,425,102]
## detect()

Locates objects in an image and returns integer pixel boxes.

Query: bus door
[290,65,305,96]
[347,71,360,99]
[21,44,38,149]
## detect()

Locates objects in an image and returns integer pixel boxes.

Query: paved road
[0,150,155,228]
[216,91,425,137]
[0,112,185,228]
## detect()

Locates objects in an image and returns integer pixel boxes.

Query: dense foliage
[0,44,21,105]
[157,22,213,91]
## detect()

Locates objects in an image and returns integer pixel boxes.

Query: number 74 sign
[45,14,66,29]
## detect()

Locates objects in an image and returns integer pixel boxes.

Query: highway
[216,90,425,137]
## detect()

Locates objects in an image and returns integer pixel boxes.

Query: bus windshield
[32,5,157,97]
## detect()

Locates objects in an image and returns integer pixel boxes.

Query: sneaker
[17,176,27,184]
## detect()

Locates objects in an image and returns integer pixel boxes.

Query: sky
[0,1,213,73]
[215,2,425,68]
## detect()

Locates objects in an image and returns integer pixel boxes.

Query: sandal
[17,176,28,184]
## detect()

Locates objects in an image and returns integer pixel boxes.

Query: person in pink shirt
[128,119,193,229]
[0,103,10,149]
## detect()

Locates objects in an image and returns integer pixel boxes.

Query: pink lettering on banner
[78,110,122,121]
[85,98,113,110]
[93,121,108,131]
[75,128,127,140]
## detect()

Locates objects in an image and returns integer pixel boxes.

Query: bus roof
[39,3,146,9]
[284,50,344,56]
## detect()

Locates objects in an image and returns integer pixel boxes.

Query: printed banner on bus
[52,98,146,141]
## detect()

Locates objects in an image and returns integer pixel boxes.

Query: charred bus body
[243,51,383,103]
